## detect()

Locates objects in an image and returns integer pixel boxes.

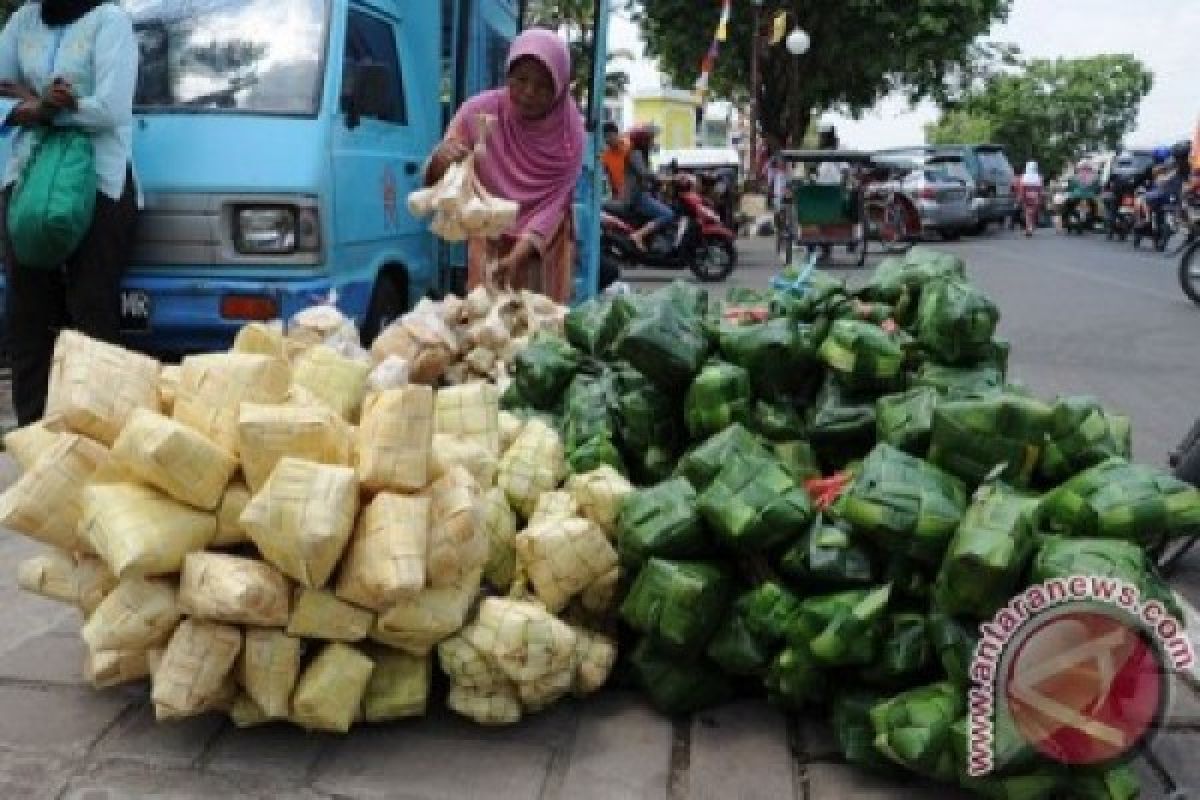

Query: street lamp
[786,28,811,57]
[748,6,810,179]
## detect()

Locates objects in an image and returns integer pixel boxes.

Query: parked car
[879,144,1017,232]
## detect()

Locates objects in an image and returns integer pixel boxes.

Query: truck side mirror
[340,62,392,129]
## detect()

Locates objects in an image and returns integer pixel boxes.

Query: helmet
[627,124,660,150]
[1154,146,1172,164]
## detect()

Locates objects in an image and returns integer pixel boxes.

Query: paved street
[0,229,1199,798]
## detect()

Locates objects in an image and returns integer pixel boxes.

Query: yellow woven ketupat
[567,466,634,538]
[462,597,577,684]
[514,518,619,613]
[81,577,180,652]
[498,412,524,454]
[233,322,288,361]
[237,402,353,492]
[479,488,517,591]
[336,494,429,611]
[430,434,497,487]
[73,555,118,615]
[4,422,66,471]
[438,634,511,692]
[239,628,302,720]
[580,566,621,616]
[371,569,481,656]
[84,648,151,690]
[497,419,565,518]
[239,458,358,589]
[435,384,500,455]
[112,409,238,511]
[288,588,374,641]
[80,483,216,578]
[230,694,270,728]
[0,433,112,552]
[362,648,431,722]
[173,353,291,456]
[152,619,243,721]
[158,365,180,415]
[516,667,573,713]
[16,548,80,606]
[356,386,434,493]
[213,479,251,547]
[529,491,579,526]
[291,345,370,422]
[571,627,616,696]
[426,466,487,589]
[446,684,522,726]
[178,553,290,627]
[44,330,161,446]
[290,642,374,733]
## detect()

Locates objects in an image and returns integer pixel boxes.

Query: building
[631,89,699,151]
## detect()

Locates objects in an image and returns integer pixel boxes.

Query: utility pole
[749,0,763,182]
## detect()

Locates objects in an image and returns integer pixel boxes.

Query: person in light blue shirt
[0,0,139,425]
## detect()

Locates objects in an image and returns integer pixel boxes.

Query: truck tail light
[221,294,279,321]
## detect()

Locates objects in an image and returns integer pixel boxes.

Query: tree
[526,0,632,102]
[927,55,1153,174]
[925,111,994,147]
[635,0,1012,146]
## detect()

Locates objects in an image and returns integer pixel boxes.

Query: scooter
[1063,195,1101,234]
[601,176,738,283]
[1105,189,1138,241]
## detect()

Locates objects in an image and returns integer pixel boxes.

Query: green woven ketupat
[925,612,977,687]
[780,516,875,588]
[684,361,753,440]
[859,612,931,685]
[567,434,624,475]
[861,248,966,306]
[876,387,939,455]
[832,690,899,774]
[765,643,827,709]
[869,681,963,783]
[911,362,1004,398]
[1069,764,1141,800]
[629,637,733,714]
[513,333,582,410]
[616,299,709,390]
[840,444,968,565]
[718,317,824,399]
[933,483,1039,618]
[769,270,848,321]
[748,399,807,442]
[915,278,1000,365]
[675,423,771,492]
[1030,535,1180,618]
[790,585,891,667]
[616,478,708,568]
[613,364,681,484]
[928,394,1054,487]
[1039,396,1132,484]
[562,371,618,452]
[706,610,775,676]
[698,452,814,552]
[808,376,878,468]
[619,558,731,656]
[737,582,803,641]
[564,296,622,356]
[819,319,907,393]
[706,582,801,676]
[773,440,822,484]
[951,716,1067,800]
[1037,458,1200,548]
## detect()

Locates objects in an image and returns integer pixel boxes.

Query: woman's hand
[0,81,38,104]
[45,78,79,113]
[425,139,471,186]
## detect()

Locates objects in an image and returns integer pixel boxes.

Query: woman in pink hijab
[426,29,585,303]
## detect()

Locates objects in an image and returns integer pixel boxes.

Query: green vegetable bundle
[684,361,753,440]
[915,278,1000,365]
[928,394,1053,487]
[1039,396,1132,484]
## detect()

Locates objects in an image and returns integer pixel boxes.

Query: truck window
[484,26,511,89]
[344,9,407,125]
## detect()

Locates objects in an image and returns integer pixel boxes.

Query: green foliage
[924,110,994,146]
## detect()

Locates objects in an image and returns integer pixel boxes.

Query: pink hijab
[450,29,586,243]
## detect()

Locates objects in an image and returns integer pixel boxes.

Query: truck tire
[360,269,408,347]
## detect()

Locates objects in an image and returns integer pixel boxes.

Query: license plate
[120,290,151,332]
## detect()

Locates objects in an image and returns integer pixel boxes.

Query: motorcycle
[601,176,738,283]
[1104,189,1138,241]
[1174,191,1200,304]
[1062,195,1101,234]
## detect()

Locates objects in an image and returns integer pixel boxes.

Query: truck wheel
[361,270,408,347]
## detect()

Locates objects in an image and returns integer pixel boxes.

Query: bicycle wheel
[870,200,912,255]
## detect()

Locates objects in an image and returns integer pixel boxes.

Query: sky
[611,0,1198,150]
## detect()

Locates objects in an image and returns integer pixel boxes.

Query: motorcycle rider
[1139,146,1185,239]
[601,122,675,251]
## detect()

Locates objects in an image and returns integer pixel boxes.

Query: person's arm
[50,10,137,132]
[0,10,46,129]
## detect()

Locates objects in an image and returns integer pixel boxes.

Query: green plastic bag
[1039,396,1132,484]
[8,129,97,270]
[718,317,823,399]
[832,690,898,773]
[629,637,733,715]
[779,516,875,587]
[870,681,963,783]
[675,423,771,492]
[773,440,822,484]
[617,478,709,568]
[876,387,939,456]
[841,444,968,564]
[765,643,827,709]
[620,558,732,656]
[513,333,582,410]
[685,361,753,440]
[860,612,931,685]
[926,612,978,687]
[915,278,1000,365]
[791,585,891,667]
[1037,458,1200,549]
[928,394,1054,488]
[617,299,710,390]
[748,399,807,442]
[808,376,878,468]
[698,452,814,552]
[934,484,1039,618]
[819,318,907,392]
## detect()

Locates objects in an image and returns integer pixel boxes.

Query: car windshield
[978,149,1014,178]
[126,0,328,114]
[927,160,971,184]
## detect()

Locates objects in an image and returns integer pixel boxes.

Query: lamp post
[748,5,810,181]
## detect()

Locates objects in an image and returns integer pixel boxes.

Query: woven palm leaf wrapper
[790,585,892,668]
[699,452,814,553]
[435,383,500,455]
[479,487,518,591]
[239,457,358,588]
[933,483,1038,618]
[807,376,878,468]
[529,490,579,526]
[290,642,375,733]
[158,365,180,414]
[498,418,566,518]
[18,549,118,615]
[779,516,875,588]
[831,690,898,773]
[859,612,931,685]
[425,466,487,589]
[356,386,434,493]
[617,477,706,569]
[513,332,583,410]
[362,646,431,722]
[684,361,753,441]
[446,683,522,726]
[1039,395,1132,484]
[178,552,290,627]
[173,352,291,456]
[337,493,430,611]
[765,641,828,709]
[620,558,731,657]
[80,483,216,578]
[927,393,1053,488]
[430,433,497,487]
[3,422,66,471]
[629,637,733,715]
[840,444,968,565]
[616,298,710,391]
[914,278,1000,365]
[44,330,161,446]
[81,576,180,652]
[439,633,512,693]
[85,648,153,690]
[869,681,963,783]
[112,408,238,511]
[213,479,252,547]
[611,363,680,485]
[372,569,481,656]
[233,321,288,361]
[498,411,524,453]
[287,588,373,642]
[674,423,770,492]
[1037,458,1200,549]
[861,247,965,307]
[566,466,633,538]
[707,582,801,677]
[515,516,618,613]
[461,596,577,686]
[238,628,302,720]
[291,345,371,422]
[818,319,906,393]
[1030,536,1180,618]
[571,626,617,695]
[911,362,1004,398]
[0,433,112,552]
[876,387,939,456]
[236,402,353,492]
[152,618,243,721]
[718,316,823,400]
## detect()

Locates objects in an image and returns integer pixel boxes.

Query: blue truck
[0,0,609,353]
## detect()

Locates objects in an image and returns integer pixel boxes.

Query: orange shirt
[602,138,631,197]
